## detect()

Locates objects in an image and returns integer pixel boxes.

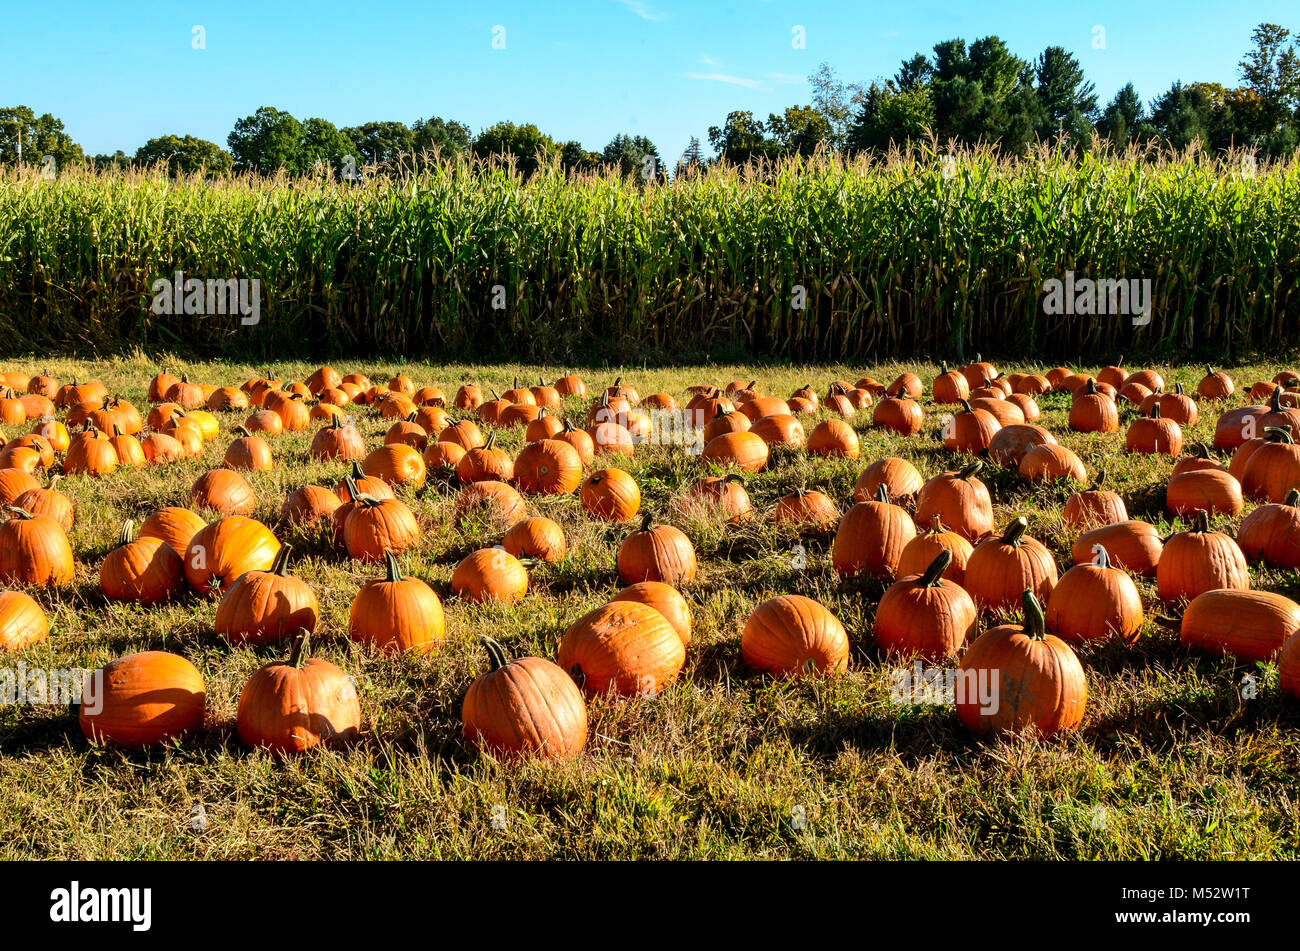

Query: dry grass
[1,352,1298,859]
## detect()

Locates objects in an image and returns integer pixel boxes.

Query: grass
[1,352,1299,860]
[2,145,1299,362]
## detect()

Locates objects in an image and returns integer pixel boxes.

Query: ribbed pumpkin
[423,440,467,475]
[214,545,318,645]
[964,517,1058,612]
[1045,545,1144,643]
[943,400,1001,453]
[191,468,256,517]
[932,367,970,404]
[559,600,685,697]
[1071,520,1162,577]
[578,468,640,522]
[13,475,73,531]
[1062,469,1128,529]
[502,516,567,562]
[683,474,752,523]
[280,484,342,530]
[99,520,184,605]
[872,388,924,435]
[525,408,565,443]
[349,550,445,654]
[452,548,529,603]
[617,512,697,585]
[310,415,365,461]
[140,431,187,465]
[1238,489,1300,568]
[611,582,692,646]
[462,637,588,761]
[896,515,973,585]
[1181,589,1300,663]
[741,594,849,677]
[1019,444,1086,484]
[831,484,917,579]
[184,515,280,595]
[64,428,118,477]
[0,507,74,586]
[701,431,769,472]
[0,589,47,651]
[1068,379,1119,433]
[1156,511,1249,604]
[773,489,839,527]
[79,651,206,748]
[1167,468,1243,517]
[237,656,349,760]
[363,443,426,489]
[0,468,39,506]
[956,590,1086,737]
[749,413,805,449]
[513,438,583,495]
[853,456,925,503]
[454,481,528,527]
[342,495,420,561]
[224,427,273,472]
[805,418,859,458]
[875,550,979,660]
[1126,404,1183,456]
[913,460,994,542]
[1240,427,1300,503]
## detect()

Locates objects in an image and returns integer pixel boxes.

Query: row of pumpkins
[0,358,1298,760]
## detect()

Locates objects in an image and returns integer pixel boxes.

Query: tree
[228,106,304,173]
[471,122,557,176]
[766,105,833,156]
[1097,83,1145,147]
[807,62,867,148]
[135,134,233,176]
[1035,46,1097,145]
[411,116,471,160]
[602,134,665,181]
[1239,23,1300,124]
[0,106,84,168]
[707,111,780,164]
[342,121,416,168]
[1148,82,1210,150]
[559,141,601,174]
[676,136,705,176]
[847,82,935,152]
[299,118,355,175]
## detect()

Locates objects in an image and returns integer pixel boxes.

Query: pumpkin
[1261,386,1300,440]
[0,507,74,586]
[1126,404,1183,456]
[961,356,998,389]
[333,460,395,503]
[439,419,486,450]
[1013,373,1052,395]
[455,432,514,485]
[7,433,54,469]
[0,468,39,507]
[611,582,691,646]
[79,651,206,748]
[26,370,57,398]
[854,456,925,503]
[1156,510,1249,604]
[1044,545,1144,644]
[422,439,467,474]
[748,412,804,450]
[454,481,528,527]
[1241,427,1300,502]
[530,378,563,409]
[140,432,186,465]
[525,408,565,442]
[773,489,839,527]
[363,443,426,489]
[214,545,318,645]
[944,400,1001,453]
[914,460,994,542]
[554,419,596,465]
[1172,443,1226,476]
[932,367,971,404]
[559,600,685,696]
[805,418,859,459]
[1279,630,1300,699]
[1062,469,1128,529]
[1071,520,1162,577]
[32,418,69,453]
[617,512,697,585]
[244,408,285,436]
[463,637,587,761]
[223,426,273,472]
[342,495,420,561]
[1166,468,1243,518]
[737,395,788,422]
[701,430,769,472]
[1181,589,1300,663]
[742,594,849,677]
[108,426,146,467]
[1018,444,1086,484]
[507,440,579,498]
[872,387,924,435]
[184,515,280,595]
[306,366,342,394]
[896,515,973,584]
[1096,360,1128,389]
[502,516,567,562]
[13,474,73,531]
[553,373,586,398]
[139,506,206,557]
[499,402,543,428]
[451,548,529,603]
[1238,489,1300,568]
[349,550,445,654]
[0,444,42,475]
[1068,379,1119,433]
[875,550,979,661]
[964,516,1058,612]
[64,429,118,477]
[683,474,752,523]
[1005,393,1041,421]
[164,375,206,409]
[191,468,256,517]
[99,520,184,605]
[956,590,1086,737]
[0,589,46,651]
[831,484,917,579]
[970,396,1024,427]
[310,415,365,461]
[579,468,640,522]
[1213,403,1269,451]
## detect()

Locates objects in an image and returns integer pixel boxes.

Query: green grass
[2,146,1299,362]
[1,353,1299,859]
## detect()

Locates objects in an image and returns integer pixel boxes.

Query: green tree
[471,121,558,176]
[1035,46,1097,145]
[412,116,471,160]
[766,105,833,155]
[298,118,355,175]
[847,82,935,152]
[1148,81,1210,149]
[1097,83,1145,146]
[707,111,780,163]
[0,106,85,168]
[135,134,233,176]
[807,62,867,148]
[342,121,416,168]
[1239,23,1300,124]
[559,140,601,174]
[227,106,304,173]
[602,134,664,180]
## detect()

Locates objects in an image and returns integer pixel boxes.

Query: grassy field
[1,353,1298,860]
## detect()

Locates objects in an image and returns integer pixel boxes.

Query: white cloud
[615,0,667,21]
[685,72,763,89]
[700,55,721,66]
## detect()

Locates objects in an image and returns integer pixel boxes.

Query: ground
[0,353,1297,860]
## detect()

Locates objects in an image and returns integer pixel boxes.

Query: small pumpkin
[617,512,697,586]
[342,495,420,561]
[99,520,185,605]
[310,415,365,461]
[1062,469,1128,530]
[1238,488,1300,568]
[451,548,529,603]
[0,589,48,651]
[349,550,445,654]
[502,516,567,562]
[896,515,973,585]
[874,550,979,661]
[1044,545,1144,644]
[831,484,917,579]
[558,600,685,696]
[579,468,640,522]
[1156,510,1249,604]
[963,516,1058,613]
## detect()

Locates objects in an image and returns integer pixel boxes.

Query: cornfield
[1,144,1297,362]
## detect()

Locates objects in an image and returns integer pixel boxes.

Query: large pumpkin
[1156,511,1249,604]
[451,548,529,603]
[236,633,360,754]
[79,651,206,747]
[0,507,74,586]
[963,516,1058,612]
[558,600,685,697]
[100,520,185,605]
[0,589,48,651]
[913,460,994,542]
[1181,589,1300,663]
[349,550,445,654]
[462,637,588,761]
[831,484,917,579]
[617,513,697,585]
[742,594,849,677]
[214,545,319,645]
[1044,545,1144,643]
[874,550,978,660]
[184,515,281,594]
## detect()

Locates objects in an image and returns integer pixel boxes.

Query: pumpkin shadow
[781,705,972,765]
[0,711,84,755]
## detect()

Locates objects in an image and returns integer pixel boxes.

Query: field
[3,148,1300,362]
[0,353,1298,860]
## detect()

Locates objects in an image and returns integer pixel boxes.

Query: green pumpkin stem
[270,544,293,576]
[287,629,310,669]
[875,483,891,505]
[482,636,510,672]
[119,519,137,545]
[1091,544,1113,570]
[1001,516,1029,547]
[382,548,404,583]
[1285,489,1300,507]
[1021,589,1047,641]
[5,506,34,520]
[919,549,952,587]
[957,459,983,480]
[639,511,655,533]
[1264,426,1294,444]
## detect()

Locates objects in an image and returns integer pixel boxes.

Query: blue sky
[2,1,1293,163]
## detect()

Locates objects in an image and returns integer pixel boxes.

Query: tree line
[2,22,1296,179]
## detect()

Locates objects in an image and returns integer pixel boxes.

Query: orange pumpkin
[349,550,445,654]
[79,651,205,747]
[558,600,685,696]
[451,548,529,603]
[462,637,587,761]
[741,594,849,677]
[99,520,185,605]
[214,545,319,645]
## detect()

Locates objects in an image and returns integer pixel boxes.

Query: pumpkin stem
[747,380,757,390]
[1191,509,1211,533]
[722,473,746,486]
[381,548,404,582]
[1088,468,1107,490]
[4,506,34,520]
[481,635,511,672]
[957,459,983,480]
[1150,403,1162,419]
[1021,589,1047,641]
[270,544,293,576]
[1001,516,1029,547]
[1285,489,1300,507]
[927,514,946,533]
[638,511,655,533]
[1090,544,1112,570]
[918,549,952,587]
[235,425,252,438]
[119,519,137,545]
[1086,378,1098,395]
[875,483,891,505]
[341,476,360,502]
[1264,426,1294,444]
[1204,365,1214,376]
[959,399,973,413]
[350,459,366,480]
[1270,387,1283,412]
[287,629,310,669]
[1187,443,1210,459]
